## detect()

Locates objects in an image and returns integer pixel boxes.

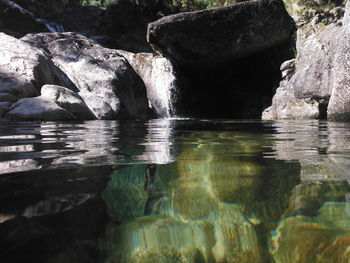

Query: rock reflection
[0,119,176,174]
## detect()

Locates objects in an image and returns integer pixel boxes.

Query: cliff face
[263,0,350,121]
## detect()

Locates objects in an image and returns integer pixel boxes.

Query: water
[0,119,349,263]
[36,18,65,33]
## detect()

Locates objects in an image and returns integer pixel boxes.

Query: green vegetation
[80,0,239,11]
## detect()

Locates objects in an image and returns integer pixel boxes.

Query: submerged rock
[147,0,295,65]
[102,166,148,223]
[22,32,150,120]
[272,202,350,263]
[106,205,263,263]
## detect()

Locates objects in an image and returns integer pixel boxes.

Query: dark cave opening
[174,42,294,119]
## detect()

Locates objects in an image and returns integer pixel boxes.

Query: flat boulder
[147,0,295,65]
[5,85,93,121]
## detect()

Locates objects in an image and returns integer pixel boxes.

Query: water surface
[0,119,349,263]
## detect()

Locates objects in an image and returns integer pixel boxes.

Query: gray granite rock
[147,0,295,65]
[23,32,150,119]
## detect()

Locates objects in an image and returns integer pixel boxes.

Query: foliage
[80,0,239,11]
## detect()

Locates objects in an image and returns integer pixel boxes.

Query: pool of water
[0,119,349,263]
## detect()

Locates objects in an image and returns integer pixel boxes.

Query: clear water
[0,119,349,263]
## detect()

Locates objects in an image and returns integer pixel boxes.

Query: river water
[0,119,349,263]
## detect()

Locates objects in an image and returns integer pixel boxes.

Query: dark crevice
[174,40,294,119]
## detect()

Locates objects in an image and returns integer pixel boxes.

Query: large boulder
[147,0,295,65]
[0,0,48,36]
[0,32,70,105]
[22,32,150,119]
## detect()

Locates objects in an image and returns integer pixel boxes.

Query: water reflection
[0,119,176,174]
[0,120,350,263]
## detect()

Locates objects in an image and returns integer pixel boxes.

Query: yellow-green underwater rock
[102,165,148,223]
[105,204,264,263]
[272,202,350,263]
[156,131,299,229]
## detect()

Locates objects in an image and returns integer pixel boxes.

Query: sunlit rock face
[22,32,150,119]
[0,33,68,102]
[272,202,350,263]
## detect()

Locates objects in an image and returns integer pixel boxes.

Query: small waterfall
[36,18,65,33]
[119,52,177,118]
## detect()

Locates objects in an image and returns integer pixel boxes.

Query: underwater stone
[273,202,350,263]
[105,204,263,263]
[102,165,148,223]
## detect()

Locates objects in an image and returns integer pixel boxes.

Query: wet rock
[118,51,177,117]
[23,32,150,119]
[147,0,295,65]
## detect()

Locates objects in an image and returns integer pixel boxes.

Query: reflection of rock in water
[22,193,96,218]
[272,202,350,263]
[106,204,263,263]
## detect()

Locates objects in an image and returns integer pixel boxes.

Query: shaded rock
[0,102,11,117]
[118,51,177,117]
[22,32,150,119]
[263,24,340,120]
[5,97,77,121]
[0,93,17,103]
[0,0,48,36]
[147,0,295,65]
[0,32,70,101]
